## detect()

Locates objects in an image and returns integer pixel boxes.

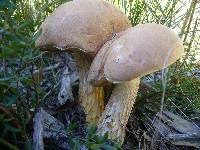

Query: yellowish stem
[73,52,104,124]
[97,78,140,143]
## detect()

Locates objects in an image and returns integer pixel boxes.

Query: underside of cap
[104,23,184,82]
[35,0,131,55]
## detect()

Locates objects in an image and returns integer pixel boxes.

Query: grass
[0,0,200,149]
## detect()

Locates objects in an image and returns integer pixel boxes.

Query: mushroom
[35,0,131,124]
[88,23,184,142]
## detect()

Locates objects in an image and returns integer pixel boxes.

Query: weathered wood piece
[58,66,74,105]
[151,111,200,148]
[33,108,70,149]
[33,108,44,150]
[42,109,67,140]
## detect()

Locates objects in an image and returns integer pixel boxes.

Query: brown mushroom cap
[35,0,131,55]
[88,23,184,84]
[105,23,184,82]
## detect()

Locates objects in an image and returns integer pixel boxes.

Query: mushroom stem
[97,78,140,143]
[73,51,104,124]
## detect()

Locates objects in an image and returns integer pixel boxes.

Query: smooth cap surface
[35,0,131,55]
[104,23,184,82]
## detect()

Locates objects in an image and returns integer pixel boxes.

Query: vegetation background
[0,0,199,149]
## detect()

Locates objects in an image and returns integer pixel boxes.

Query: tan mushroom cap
[104,23,184,82]
[35,0,131,55]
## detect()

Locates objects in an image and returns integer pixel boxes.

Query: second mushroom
[88,23,184,143]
